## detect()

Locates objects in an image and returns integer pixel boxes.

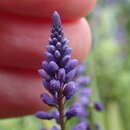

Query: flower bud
[35,111,53,120]
[64,47,72,55]
[48,61,59,72]
[41,93,57,107]
[47,45,56,53]
[94,103,104,112]
[63,81,76,100]
[65,59,78,72]
[55,50,61,58]
[50,79,60,91]
[61,55,71,66]
[52,11,61,28]
[56,42,62,49]
[38,69,50,80]
[66,69,77,82]
[45,52,55,61]
[58,68,66,81]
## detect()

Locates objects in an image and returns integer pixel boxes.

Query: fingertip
[0,0,96,19]
[64,18,91,62]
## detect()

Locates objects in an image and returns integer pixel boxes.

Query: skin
[0,0,96,118]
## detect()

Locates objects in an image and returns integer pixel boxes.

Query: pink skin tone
[0,0,96,118]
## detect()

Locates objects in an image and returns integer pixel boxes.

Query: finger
[0,14,91,69]
[0,0,96,19]
[0,68,50,118]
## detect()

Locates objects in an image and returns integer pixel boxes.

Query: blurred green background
[0,0,130,130]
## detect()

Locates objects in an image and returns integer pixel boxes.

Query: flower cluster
[36,11,80,130]
[36,11,103,130]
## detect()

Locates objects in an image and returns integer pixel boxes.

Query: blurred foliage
[0,0,130,130]
[87,0,130,130]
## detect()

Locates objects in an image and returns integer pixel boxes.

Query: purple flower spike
[40,93,57,107]
[63,81,76,100]
[94,103,104,112]
[36,11,85,130]
[35,111,53,120]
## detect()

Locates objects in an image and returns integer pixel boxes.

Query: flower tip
[52,11,61,27]
[53,11,59,16]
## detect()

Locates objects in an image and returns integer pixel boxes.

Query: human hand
[0,0,96,118]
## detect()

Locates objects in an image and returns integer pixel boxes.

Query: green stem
[106,102,124,130]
